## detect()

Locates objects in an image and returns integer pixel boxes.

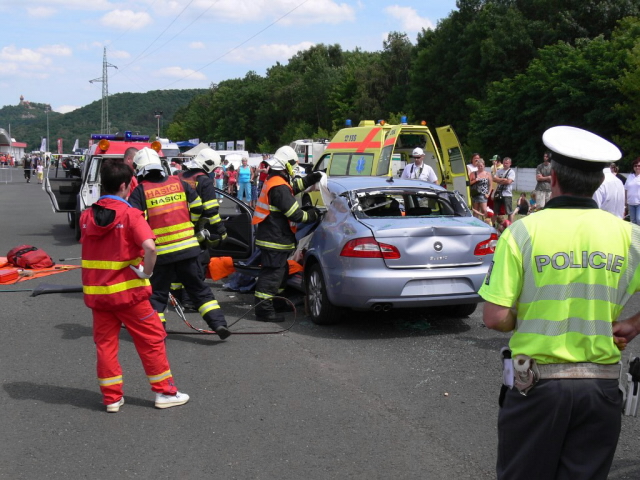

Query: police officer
[128,148,230,340]
[252,146,323,322]
[480,126,640,480]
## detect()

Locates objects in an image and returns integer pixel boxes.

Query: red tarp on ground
[0,257,80,284]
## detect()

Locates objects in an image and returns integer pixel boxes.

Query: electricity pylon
[89,47,118,134]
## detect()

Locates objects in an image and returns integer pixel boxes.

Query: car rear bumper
[323,264,488,309]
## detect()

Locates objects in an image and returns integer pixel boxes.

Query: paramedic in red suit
[80,158,189,412]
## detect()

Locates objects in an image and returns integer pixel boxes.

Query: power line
[162,0,311,88]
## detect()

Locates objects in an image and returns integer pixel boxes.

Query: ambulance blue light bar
[90,131,150,141]
[400,116,408,125]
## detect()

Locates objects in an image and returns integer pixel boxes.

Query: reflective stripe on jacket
[252,176,297,234]
[142,176,200,255]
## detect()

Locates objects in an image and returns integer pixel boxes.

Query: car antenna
[386,176,394,183]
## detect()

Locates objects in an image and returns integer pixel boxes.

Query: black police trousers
[151,255,227,330]
[497,378,622,480]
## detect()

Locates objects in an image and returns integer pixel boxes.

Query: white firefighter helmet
[133,147,164,177]
[185,148,221,173]
[269,145,297,174]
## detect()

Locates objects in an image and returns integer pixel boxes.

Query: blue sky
[1,1,458,114]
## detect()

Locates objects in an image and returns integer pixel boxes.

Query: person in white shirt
[593,166,625,218]
[401,147,437,183]
[624,158,640,224]
[467,152,480,175]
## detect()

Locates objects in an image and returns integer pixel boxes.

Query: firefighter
[172,148,228,308]
[252,145,324,322]
[128,148,230,340]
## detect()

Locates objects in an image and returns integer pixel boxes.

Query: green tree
[468,29,634,165]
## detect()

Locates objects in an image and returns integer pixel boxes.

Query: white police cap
[542,126,621,172]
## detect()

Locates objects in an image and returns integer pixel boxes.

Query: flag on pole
[57,138,63,154]
[72,139,79,153]
[40,138,47,153]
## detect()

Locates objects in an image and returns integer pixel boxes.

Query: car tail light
[340,237,401,259]
[474,233,498,255]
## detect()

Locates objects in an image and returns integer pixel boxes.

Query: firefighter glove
[304,207,321,223]
[130,264,153,279]
[207,232,227,249]
[308,171,323,184]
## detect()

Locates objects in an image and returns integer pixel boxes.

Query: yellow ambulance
[301,117,470,206]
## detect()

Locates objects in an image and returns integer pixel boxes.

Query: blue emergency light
[345,119,352,127]
[90,131,150,142]
[400,116,408,125]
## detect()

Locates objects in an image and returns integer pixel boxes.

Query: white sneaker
[106,397,125,413]
[155,391,190,409]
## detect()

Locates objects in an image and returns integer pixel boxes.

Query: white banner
[72,139,79,152]
[40,138,47,152]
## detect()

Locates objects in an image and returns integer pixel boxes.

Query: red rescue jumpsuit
[80,196,178,405]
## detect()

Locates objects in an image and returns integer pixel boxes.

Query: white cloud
[226,41,315,64]
[153,66,207,81]
[384,5,434,32]
[100,10,152,30]
[159,0,355,25]
[56,105,80,114]
[19,0,113,9]
[0,46,47,65]
[189,42,205,49]
[109,49,131,59]
[27,6,56,18]
[38,44,72,56]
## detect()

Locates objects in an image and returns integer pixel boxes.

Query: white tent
[181,142,210,157]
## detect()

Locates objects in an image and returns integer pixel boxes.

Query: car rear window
[352,190,470,218]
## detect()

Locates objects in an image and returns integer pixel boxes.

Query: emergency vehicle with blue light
[44,131,167,240]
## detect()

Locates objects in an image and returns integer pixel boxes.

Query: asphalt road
[1,175,639,479]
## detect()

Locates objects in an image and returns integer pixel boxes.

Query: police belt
[537,362,620,379]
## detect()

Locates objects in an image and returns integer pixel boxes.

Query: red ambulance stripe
[327,127,382,152]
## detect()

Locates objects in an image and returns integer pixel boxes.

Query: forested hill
[0,88,206,152]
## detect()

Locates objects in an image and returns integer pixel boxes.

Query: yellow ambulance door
[383,126,443,182]
[435,126,470,205]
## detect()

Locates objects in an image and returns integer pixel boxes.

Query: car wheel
[447,303,477,317]
[67,211,75,229]
[302,194,312,208]
[306,264,342,325]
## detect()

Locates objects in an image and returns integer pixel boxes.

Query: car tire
[67,211,75,229]
[306,264,342,325]
[447,303,477,317]
[302,194,312,208]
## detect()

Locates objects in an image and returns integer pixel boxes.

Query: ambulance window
[346,153,373,176]
[314,153,330,173]
[447,146,466,175]
[328,153,350,175]
[377,146,392,176]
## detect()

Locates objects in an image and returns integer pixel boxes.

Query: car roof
[326,175,447,194]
